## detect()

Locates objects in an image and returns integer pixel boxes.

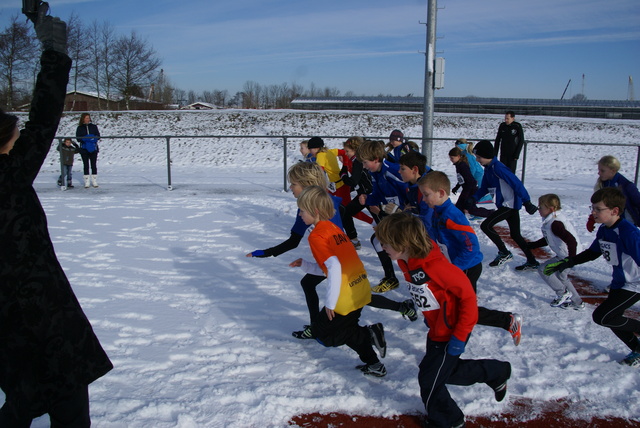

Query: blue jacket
[430,199,483,270]
[456,143,483,184]
[474,158,530,209]
[588,218,640,291]
[600,172,640,226]
[365,160,408,207]
[406,172,433,232]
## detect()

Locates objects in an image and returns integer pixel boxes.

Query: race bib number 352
[407,283,440,312]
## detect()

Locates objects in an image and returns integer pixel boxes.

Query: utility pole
[421,0,437,165]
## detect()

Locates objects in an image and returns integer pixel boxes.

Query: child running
[338,136,374,250]
[246,162,344,338]
[357,139,408,292]
[586,155,640,231]
[528,194,584,310]
[448,146,493,219]
[545,188,640,367]
[419,171,523,345]
[289,186,387,377]
[471,140,539,270]
[375,213,512,427]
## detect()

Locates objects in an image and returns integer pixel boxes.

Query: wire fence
[57,135,640,191]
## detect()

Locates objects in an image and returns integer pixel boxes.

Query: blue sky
[1,0,638,100]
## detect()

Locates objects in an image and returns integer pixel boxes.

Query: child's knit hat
[473,140,495,159]
[389,129,404,142]
[307,137,324,149]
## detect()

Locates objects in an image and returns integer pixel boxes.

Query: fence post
[166,137,172,191]
[636,145,640,186]
[58,138,63,188]
[521,141,527,184]
[283,136,288,192]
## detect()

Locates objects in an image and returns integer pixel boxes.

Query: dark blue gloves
[250,250,266,258]
[447,336,466,356]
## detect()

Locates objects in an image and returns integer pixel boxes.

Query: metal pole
[520,141,527,184]
[635,145,640,185]
[166,137,172,190]
[421,0,437,165]
[58,138,64,188]
[283,137,288,192]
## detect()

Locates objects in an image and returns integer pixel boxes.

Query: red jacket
[397,244,478,342]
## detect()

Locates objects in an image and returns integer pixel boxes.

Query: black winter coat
[0,51,113,417]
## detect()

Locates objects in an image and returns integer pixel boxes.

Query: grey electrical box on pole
[421,0,437,165]
[435,57,445,89]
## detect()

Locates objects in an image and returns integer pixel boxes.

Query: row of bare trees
[0,13,162,110]
[0,14,403,111]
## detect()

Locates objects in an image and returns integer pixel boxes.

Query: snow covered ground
[8,110,640,427]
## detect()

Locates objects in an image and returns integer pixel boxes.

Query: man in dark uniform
[494,111,525,173]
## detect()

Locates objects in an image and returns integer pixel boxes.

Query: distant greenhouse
[291,96,640,119]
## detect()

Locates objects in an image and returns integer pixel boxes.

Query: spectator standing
[494,111,525,173]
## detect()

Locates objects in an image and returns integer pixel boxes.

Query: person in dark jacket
[494,111,525,173]
[76,113,101,188]
[0,5,113,426]
[56,137,79,189]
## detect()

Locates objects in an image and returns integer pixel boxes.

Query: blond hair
[538,194,561,211]
[375,212,433,259]
[287,162,328,189]
[418,171,451,196]
[343,136,364,152]
[297,185,335,221]
[357,140,386,162]
[595,155,622,190]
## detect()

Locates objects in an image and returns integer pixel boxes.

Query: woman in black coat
[0,10,112,426]
[75,113,100,188]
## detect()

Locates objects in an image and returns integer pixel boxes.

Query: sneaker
[67,184,74,188]
[508,313,523,346]
[515,260,540,271]
[292,325,313,340]
[550,290,573,307]
[619,351,640,367]
[355,362,387,377]
[559,301,586,311]
[57,179,62,186]
[571,302,586,311]
[489,251,513,267]
[371,277,399,293]
[491,362,512,402]
[468,215,483,222]
[351,239,361,250]
[368,323,386,358]
[399,299,418,322]
[60,185,67,191]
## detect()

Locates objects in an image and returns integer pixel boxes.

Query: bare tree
[111,30,161,109]
[0,15,37,110]
[242,81,261,109]
[212,89,228,107]
[173,88,186,106]
[66,12,91,110]
[99,21,116,110]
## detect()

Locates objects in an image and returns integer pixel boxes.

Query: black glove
[452,184,460,195]
[34,3,67,54]
[543,258,575,276]
[524,201,538,215]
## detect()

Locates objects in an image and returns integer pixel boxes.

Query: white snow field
[7,110,640,427]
